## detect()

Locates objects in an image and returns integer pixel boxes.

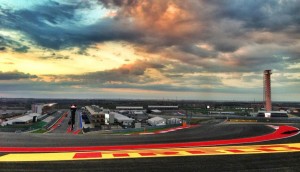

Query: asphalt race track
[1,122,300,172]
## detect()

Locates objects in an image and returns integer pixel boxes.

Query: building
[31,103,57,115]
[1,113,41,126]
[151,109,162,113]
[209,111,235,115]
[85,105,114,128]
[147,116,166,126]
[85,106,104,127]
[133,111,144,115]
[167,118,182,125]
[148,105,178,110]
[110,112,134,127]
[116,106,143,110]
[257,111,288,118]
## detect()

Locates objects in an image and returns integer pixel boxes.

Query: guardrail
[112,124,182,134]
[212,115,300,123]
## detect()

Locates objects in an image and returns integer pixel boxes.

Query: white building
[133,111,144,115]
[116,106,143,110]
[110,112,134,126]
[147,116,166,126]
[1,113,41,126]
[151,109,162,113]
[31,103,57,115]
[148,105,178,109]
[167,118,182,125]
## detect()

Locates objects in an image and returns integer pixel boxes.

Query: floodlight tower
[263,70,272,112]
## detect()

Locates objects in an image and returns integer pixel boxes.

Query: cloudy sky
[0,0,300,101]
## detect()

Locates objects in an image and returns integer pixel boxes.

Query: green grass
[0,121,48,132]
[30,121,47,129]
[189,118,211,124]
[31,128,48,133]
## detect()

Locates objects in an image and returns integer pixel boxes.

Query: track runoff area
[0,125,299,162]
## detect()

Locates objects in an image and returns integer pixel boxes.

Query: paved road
[1,122,300,171]
[49,110,82,134]
[0,124,274,147]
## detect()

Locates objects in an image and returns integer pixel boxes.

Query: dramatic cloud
[0,0,299,100]
[69,60,166,84]
[0,1,142,50]
[0,71,37,80]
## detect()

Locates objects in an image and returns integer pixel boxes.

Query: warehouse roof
[110,112,134,122]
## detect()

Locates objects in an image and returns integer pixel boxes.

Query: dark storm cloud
[0,1,80,49]
[212,40,241,53]
[178,44,218,58]
[94,0,300,73]
[1,0,299,74]
[2,0,299,49]
[207,0,300,32]
[0,0,203,52]
[13,45,29,53]
[0,1,142,50]
[78,19,142,44]
[98,0,138,7]
[95,0,245,53]
[0,71,38,80]
[0,80,70,92]
[0,34,29,53]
